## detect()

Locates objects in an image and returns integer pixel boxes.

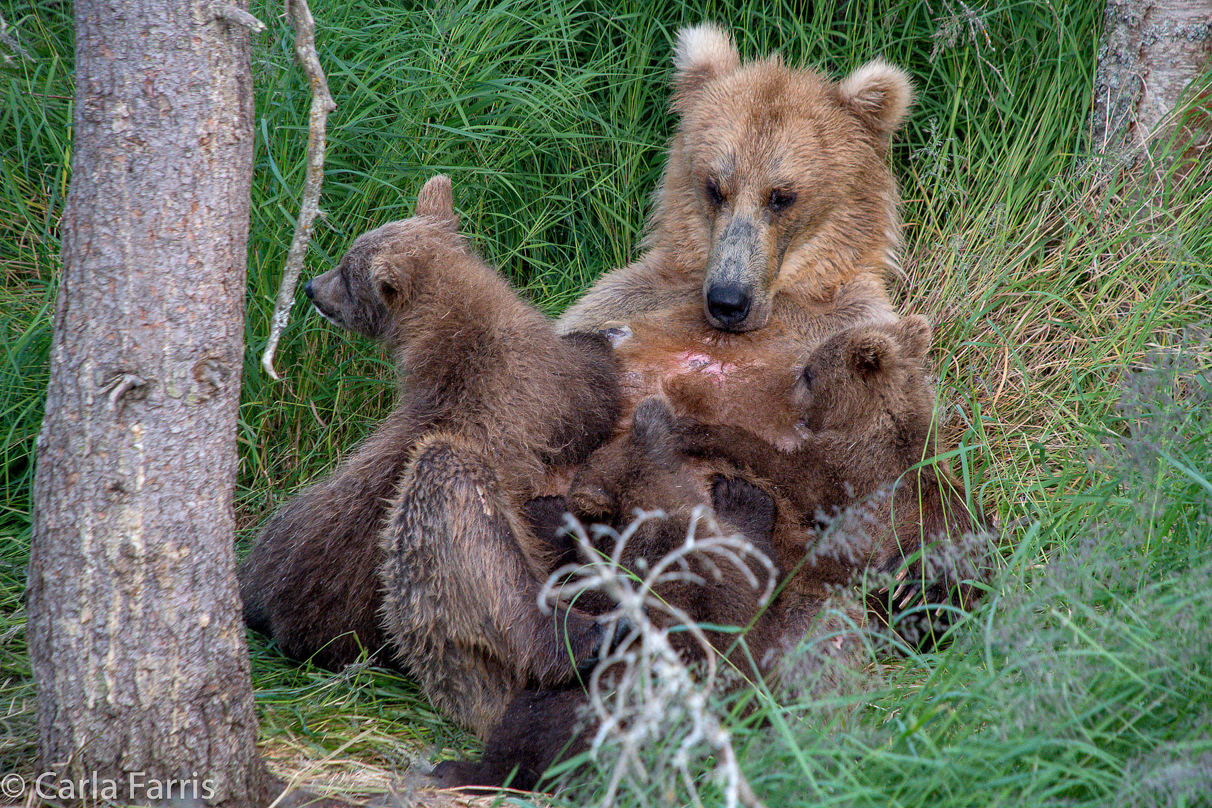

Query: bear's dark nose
[303,279,314,300]
[706,284,751,329]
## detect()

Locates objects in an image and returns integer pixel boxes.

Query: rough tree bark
[1092,0,1211,167]
[26,0,271,804]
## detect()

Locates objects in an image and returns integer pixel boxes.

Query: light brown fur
[601,303,809,448]
[558,23,913,339]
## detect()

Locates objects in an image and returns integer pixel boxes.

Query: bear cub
[239,176,622,738]
[434,398,788,792]
[677,314,992,639]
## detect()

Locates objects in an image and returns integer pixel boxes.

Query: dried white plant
[539,507,773,808]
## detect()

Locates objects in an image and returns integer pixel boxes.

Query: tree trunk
[27,0,270,804]
[1092,0,1211,167]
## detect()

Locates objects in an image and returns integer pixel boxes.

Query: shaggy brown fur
[676,315,992,639]
[242,23,917,675]
[239,405,425,669]
[558,23,913,339]
[434,399,870,792]
[239,177,622,736]
[559,393,882,682]
[558,399,782,671]
[430,401,778,793]
[379,432,609,738]
[566,403,872,682]
[433,319,994,793]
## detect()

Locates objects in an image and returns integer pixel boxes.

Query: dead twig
[0,12,34,62]
[216,5,266,32]
[542,509,772,808]
[261,0,335,380]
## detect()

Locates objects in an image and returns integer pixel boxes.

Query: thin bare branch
[261,0,335,379]
[215,5,266,32]
[0,12,34,61]
[541,509,771,808]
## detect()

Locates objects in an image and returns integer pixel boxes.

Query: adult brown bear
[557,23,913,342]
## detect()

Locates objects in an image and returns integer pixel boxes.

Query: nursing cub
[239,175,622,737]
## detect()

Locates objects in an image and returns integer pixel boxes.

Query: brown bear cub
[554,398,782,671]
[676,314,992,642]
[434,399,795,792]
[556,398,869,684]
[239,176,623,737]
[597,309,989,606]
[558,23,914,341]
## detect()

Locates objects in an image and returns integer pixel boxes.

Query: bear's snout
[706,283,752,329]
[702,213,773,332]
[303,279,314,299]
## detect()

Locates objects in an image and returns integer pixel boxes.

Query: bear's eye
[704,179,725,207]
[801,366,814,390]
[768,188,797,213]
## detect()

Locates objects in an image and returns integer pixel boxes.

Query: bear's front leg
[430,688,592,793]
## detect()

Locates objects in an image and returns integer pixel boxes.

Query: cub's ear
[632,398,681,471]
[671,23,740,115]
[711,476,777,545]
[849,331,895,378]
[837,59,914,144]
[414,174,459,232]
[370,254,407,308]
[893,314,933,361]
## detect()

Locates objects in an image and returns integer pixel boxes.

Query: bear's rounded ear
[377,278,400,307]
[632,398,681,471]
[850,332,894,377]
[837,59,914,145]
[370,254,404,308]
[671,23,740,115]
[893,315,933,361]
[414,174,459,232]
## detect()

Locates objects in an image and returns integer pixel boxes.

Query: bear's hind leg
[379,433,608,736]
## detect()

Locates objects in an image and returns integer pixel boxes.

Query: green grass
[3,0,1211,802]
